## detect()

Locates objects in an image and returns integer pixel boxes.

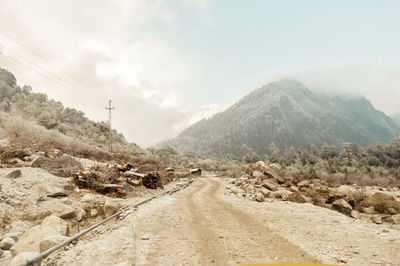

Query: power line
[0,49,102,103]
[0,43,106,104]
[0,29,97,95]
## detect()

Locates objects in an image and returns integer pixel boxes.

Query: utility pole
[105,100,115,153]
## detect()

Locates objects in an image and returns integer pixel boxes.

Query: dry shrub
[359,192,400,214]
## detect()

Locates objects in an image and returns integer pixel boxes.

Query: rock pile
[228,161,400,224]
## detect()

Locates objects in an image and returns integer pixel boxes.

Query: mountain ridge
[161,79,400,157]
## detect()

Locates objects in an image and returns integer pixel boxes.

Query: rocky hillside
[162,79,400,157]
[0,68,142,155]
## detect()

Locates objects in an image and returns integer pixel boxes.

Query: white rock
[10,225,60,256]
[350,210,360,219]
[372,216,382,224]
[9,252,40,266]
[254,192,265,202]
[75,207,86,222]
[90,209,98,217]
[0,237,15,250]
[41,200,75,219]
[41,215,68,236]
[4,232,23,242]
[39,235,68,252]
[103,198,124,217]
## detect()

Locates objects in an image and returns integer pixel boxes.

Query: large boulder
[10,225,60,256]
[261,179,278,191]
[251,170,265,180]
[0,237,15,250]
[103,198,125,217]
[332,199,353,215]
[4,232,23,242]
[39,235,68,253]
[9,252,40,266]
[245,161,269,175]
[288,192,307,203]
[264,168,285,184]
[32,155,84,177]
[41,215,68,236]
[38,184,74,198]
[40,200,76,220]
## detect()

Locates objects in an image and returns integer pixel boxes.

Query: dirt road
[45,177,400,266]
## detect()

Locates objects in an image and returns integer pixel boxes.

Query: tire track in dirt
[184,178,230,265]
[204,178,319,264]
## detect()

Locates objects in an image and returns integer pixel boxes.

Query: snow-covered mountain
[161,79,400,157]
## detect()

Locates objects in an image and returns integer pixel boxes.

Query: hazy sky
[0,0,400,146]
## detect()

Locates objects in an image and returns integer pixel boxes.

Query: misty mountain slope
[393,113,400,127]
[0,67,142,154]
[162,79,400,157]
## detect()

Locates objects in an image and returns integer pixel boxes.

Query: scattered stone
[350,210,361,219]
[90,209,98,217]
[288,192,306,203]
[231,187,242,195]
[0,237,15,250]
[360,206,376,214]
[39,235,68,253]
[254,192,265,202]
[372,216,382,224]
[332,199,353,215]
[245,161,268,176]
[281,191,289,201]
[6,170,22,178]
[75,207,86,222]
[141,236,150,240]
[264,168,285,184]
[41,215,68,236]
[262,179,278,191]
[382,216,395,224]
[297,180,310,187]
[392,214,400,224]
[251,170,265,180]
[271,190,289,201]
[268,163,281,173]
[260,187,270,197]
[246,184,255,194]
[9,252,40,266]
[104,198,124,217]
[4,232,23,242]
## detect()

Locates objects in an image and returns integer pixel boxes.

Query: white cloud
[0,0,194,147]
[184,0,211,9]
[270,61,400,115]
[173,103,226,132]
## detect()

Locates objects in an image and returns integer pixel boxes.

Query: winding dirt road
[45,177,400,266]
